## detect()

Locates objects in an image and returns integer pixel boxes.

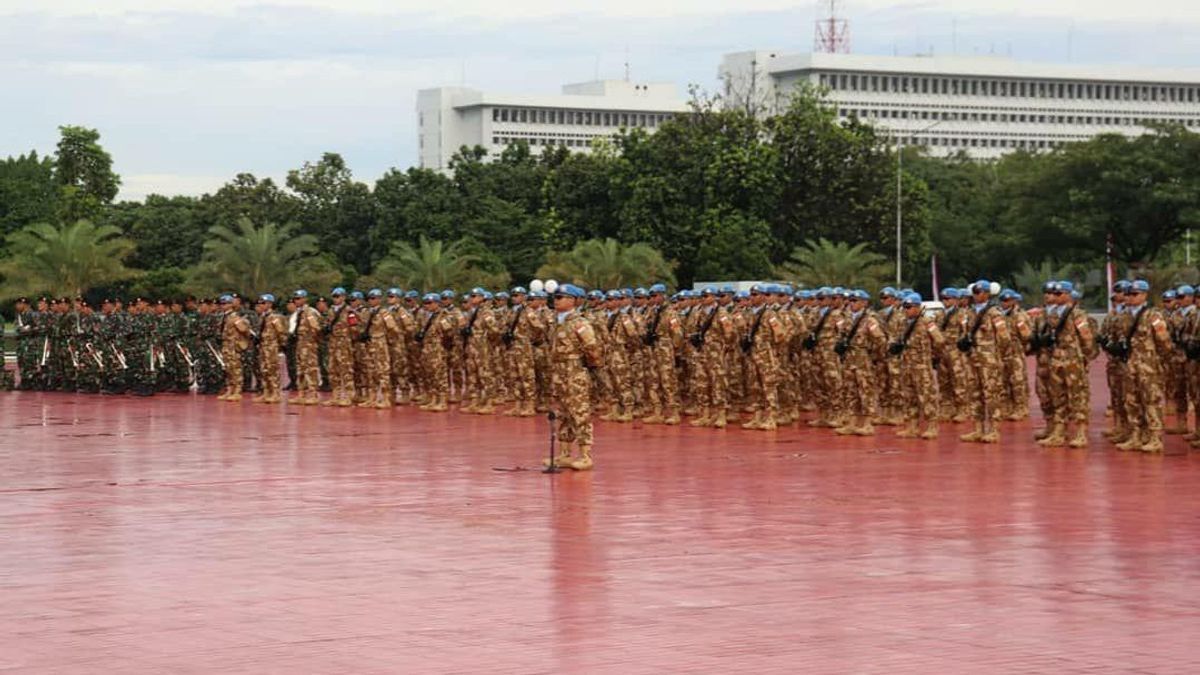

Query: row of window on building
[493,135,600,148]
[817,72,1200,104]
[490,107,676,128]
[917,136,1070,150]
[838,107,1199,127]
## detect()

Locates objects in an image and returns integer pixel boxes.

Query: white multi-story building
[719,51,1200,157]
[416,80,689,170]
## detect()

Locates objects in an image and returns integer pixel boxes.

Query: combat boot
[951,410,970,423]
[543,443,573,469]
[600,408,621,422]
[475,401,496,415]
[251,393,266,403]
[569,445,594,471]
[373,399,390,409]
[919,424,939,440]
[1115,430,1143,451]
[426,395,448,412]
[853,423,875,437]
[690,408,712,427]
[226,393,242,402]
[663,408,681,425]
[614,409,634,423]
[1140,433,1164,453]
[518,401,538,417]
[1067,427,1088,448]
[741,411,764,430]
[759,411,778,431]
[895,421,920,438]
[710,409,727,429]
[959,423,984,443]
[979,427,1000,444]
[1034,424,1054,441]
[642,407,664,425]
[1037,424,1067,447]
[320,397,338,406]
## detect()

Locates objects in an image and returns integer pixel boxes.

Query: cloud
[2,1,1198,200]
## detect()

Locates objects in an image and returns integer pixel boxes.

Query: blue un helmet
[970,279,991,296]
[940,287,960,300]
[1130,279,1150,294]
[1178,285,1196,297]
[495,290,509,300]
[1013,292,1024,303]
[510,286,528,296]
[1163,289,1177,301]
[469,287,487,296]
[701,286,717,296]
[368,288,383,298]
[331,286,346,297]
[606,289,623,300]
[1113,280,1133,294]
[440,289,456,299]
[292,289,308,299]
[588,289,605,301]
[649,283,668,295]
[557,283,586,299]
[903,292,923,306]
[880,286,897,298]
[621,288,634,298]
[530,289,547,299]
[633,287,648,298]
[350,290,364,301]
[387,287,402,298]
[735,290,751,300]
[421,292,439,303]
[854,289,870,301]
[998,289,1017,301]
[259,293,275,304]
[405,290,419,299]
[1057,280,1075,294]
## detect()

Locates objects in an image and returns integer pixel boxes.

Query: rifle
[957,302,996,353]
[888,314,923,356]
[835,311,868,360]
[690,306,720,349]
[40,337,50,367]
[502,305,526,347]
[85,342,105,370]
[205,340,226,369]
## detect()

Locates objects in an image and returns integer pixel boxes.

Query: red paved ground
[3,362,1200,674]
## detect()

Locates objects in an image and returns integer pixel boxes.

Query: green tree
[536,238,675,288]
[186,218,339,295]
[774,238,891,289]
[371,235,507,291]
[0,151,59,234]
[0,219,138,299]
[286,153,377,271]
[101,195,205,270]
[54,126,121,223]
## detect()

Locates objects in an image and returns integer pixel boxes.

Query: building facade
[719,51,1200,157]
[416,80,689,170]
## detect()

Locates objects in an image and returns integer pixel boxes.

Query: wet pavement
[2,369,1199,673]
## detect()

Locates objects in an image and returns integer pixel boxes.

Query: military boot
[919,424,939,440]
[518,401,538,417]
[1115,429,1144,451]
[959,423,984,443]
[896,420,920,438]
[569,445,594,471]
[759,411,778,431]
[1037,424,1067,447]
[1067,426,1088,448]
[663,408,681,425]
[426,395,448,412]
[710,409,727,429]
[543,443,573,470]
[1140,432,1164,453]
[475,400,496,415]
[741,411,764,430]
[642,407,664,425]
[690,408,713,427]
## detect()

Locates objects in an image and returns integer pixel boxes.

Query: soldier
[958,280,1010,443]
[322,288,357,407]
[1166,286,1194,435]
[685,287,734,428]
[314,295,332,392]
[891,292,943,439]
[126,298,157,396]
[739,284,788,430]
[349,290,369,404]
[252,294,287,404]
[97,298,129,395]
[1037,281,1097,448]
[500,286,540,417]
[283,297,299,392]
[460,288,499,414]
[74,302,104,394]
[835,290,888,436]
[875,287,906,425]
[543,284,603,471]
[13,298,35,390]
[358,289,399,408]
[806,287,849,429]
[1098,282,1132,441]
[1117,280,1174,452]
[386,288,418,405]
[218,295,252,402]
[416,292,457,412]
[999,289,1033,420]
[641,283,683,425]
[287,290,323,405]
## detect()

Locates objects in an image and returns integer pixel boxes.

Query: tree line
[2,87,1199,305]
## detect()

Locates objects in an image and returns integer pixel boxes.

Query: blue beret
[1057,281,1074,293]
[530,290,547,298]
[880,286,897,297]
[405,290,419,299]
[331,287,346,296]
[649,283,668,294]
[1113,280,1132,293]
[903,292,922,304]
[606,290,622,299]
[368,289,383,298]
[1178,285,1195,296]
[735,290,750,299]
[721,284,735,294]
[292,289,308,299]
[780,285,794,295]
[440,289,455,298]
[510,286,527,295]
[855,289,870,300]
[1131,280,1150,293]
[1163,289,1177,300]
[633,288,648,298]
[422,293,439,303]
[701,286,717,296]
[259,293,275,303]
[941,288,960,299]
[560,284,586,298]
[799,290,814,299]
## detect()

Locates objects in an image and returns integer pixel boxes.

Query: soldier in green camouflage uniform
[97,299,128,394]
[126,299,157,396]
[13,298,36,390]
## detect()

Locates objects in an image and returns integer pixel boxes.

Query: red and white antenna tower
[813,0,851,54]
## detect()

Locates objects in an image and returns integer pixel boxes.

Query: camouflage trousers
[643,342,679,412]
[1124,356,1164,435]
[464,340,493,405]
[554,366,594,447]
[1106,359,1128,430]
[259,347,281,399]
[1048,355,1089,425]
[422,344,448,399]
[693,340,728,411]
[967,348,1004,422]
[1002,348,1030,414]
[1035,353,1054,421]
[745,344,779,416]
[295,337,321,396]
[900,354,938,423]
[222,345,243,396]
[507,342,537,406]
[814,348,844,420]
[365,337,391,403]
[842,352,877,419]
[327,337,355,402]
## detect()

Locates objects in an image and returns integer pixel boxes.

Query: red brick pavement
[2,362,1199,673]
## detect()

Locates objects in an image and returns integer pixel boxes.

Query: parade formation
[5,277,1193,469]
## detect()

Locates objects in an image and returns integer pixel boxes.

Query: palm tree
[536,238,675,288]
[186,218,338,295]
[1010,260,1078,299]
[0,219,137,299]
[773,238,890,289]
[373,235,494,291]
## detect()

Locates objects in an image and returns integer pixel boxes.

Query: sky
[3,0,1199,200]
